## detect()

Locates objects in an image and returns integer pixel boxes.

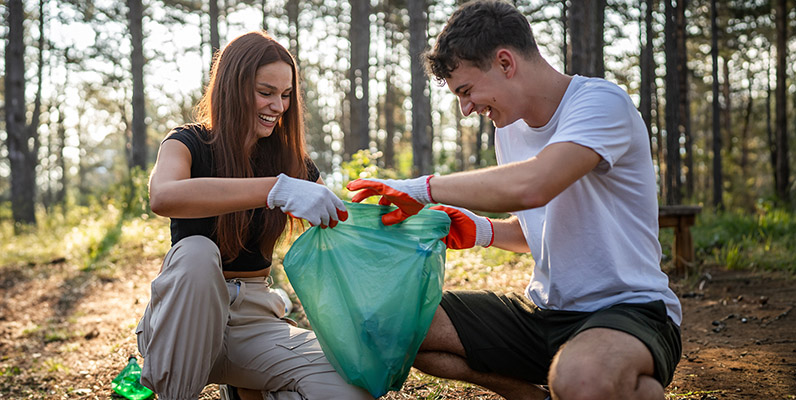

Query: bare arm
[148,139,279,218]
[491,216,530,253]
[430,142,601,213]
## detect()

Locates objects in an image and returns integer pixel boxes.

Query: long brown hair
[195,31,308,262]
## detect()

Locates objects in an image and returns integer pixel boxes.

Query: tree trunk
[740,66,753,197]
[676,0,693,199]
[286,0,300,63]
[5,0,41,227]
[568,0,605,77]
[640,0,655,147]
[56,103,67,205]
[408,0,433,176]
[129,0,147,170]
[664,0,682,205]
[383,69,396,169]
[261,0,268,31]
[475,115,484,168]
[561,0,568,74]
[721,57,731,157]
[382,13,397,170]
[346,0,370,158]
[209,0,220,64]
[767,50,776,192]
[710,0,723,209]
[454,102,464,171]
[774,0,790,203]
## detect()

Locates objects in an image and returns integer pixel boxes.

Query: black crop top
[164,124,320,271]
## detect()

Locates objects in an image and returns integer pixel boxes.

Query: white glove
[266,173,348,227]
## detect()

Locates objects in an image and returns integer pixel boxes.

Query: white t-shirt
[494,75,682,326]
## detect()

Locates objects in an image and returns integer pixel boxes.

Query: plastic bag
[283,201,449,398]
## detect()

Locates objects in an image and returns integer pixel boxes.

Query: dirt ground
[0,257,794,399]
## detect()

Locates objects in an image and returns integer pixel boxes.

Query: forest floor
[0,253,794,399]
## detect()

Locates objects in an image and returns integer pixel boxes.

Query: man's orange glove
[430,205,494,249]
[346,176,434,225]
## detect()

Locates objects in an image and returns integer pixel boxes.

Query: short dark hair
[424,0,539,83]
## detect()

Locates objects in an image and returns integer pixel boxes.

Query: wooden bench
[658,205,702,275]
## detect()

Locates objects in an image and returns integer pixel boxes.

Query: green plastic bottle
[111,356,154,400]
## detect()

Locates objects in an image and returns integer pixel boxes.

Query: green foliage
[692,206,796,273]
[0,167,168,275]
[338,150,407,202]
[0,366,22,377]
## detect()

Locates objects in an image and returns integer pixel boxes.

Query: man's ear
[495,48,516,78]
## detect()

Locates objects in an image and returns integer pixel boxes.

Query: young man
[346,1,681,399]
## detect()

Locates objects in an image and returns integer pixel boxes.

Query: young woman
[137,31,371,400]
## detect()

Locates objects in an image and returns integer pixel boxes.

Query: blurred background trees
[1,0,795,229]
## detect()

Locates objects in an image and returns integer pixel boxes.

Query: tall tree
[4,0,45,226]
[209,0,221,60]
[561,0,568,74]
[676,0,693,198]
[710,0,723,209]
[774,0,790,203]
[408,0,433,175]
[286,0,300,62]
[346,0,371,157]
[639,0,655,146]
[568,0,605,77]
[128,0,147,170]
[664,0,682,205]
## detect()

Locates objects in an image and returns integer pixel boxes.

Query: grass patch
[691,207,796,273]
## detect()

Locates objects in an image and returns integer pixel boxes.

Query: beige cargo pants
[136,235,372,400]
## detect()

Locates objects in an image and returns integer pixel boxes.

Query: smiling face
[254,61,293,138]
[445,59,519,128]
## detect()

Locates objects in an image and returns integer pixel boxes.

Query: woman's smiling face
[253,61,293,138]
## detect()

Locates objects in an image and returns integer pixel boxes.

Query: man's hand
[430,205,493,249]
[346,176,434,225]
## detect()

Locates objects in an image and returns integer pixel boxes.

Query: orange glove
[346,176,434,225]
[430,205,494,249]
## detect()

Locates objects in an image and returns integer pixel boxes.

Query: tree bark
[408,0,433,176]
[568,0,605,77]
[286,0,300,63]
[382,12,397,170]
[664,0,682,205]
[346,0,370,158]
[710,0,723,209]
[129,0,147,170]
[774,0,790,203]
[561,0,568,75]
[454,102,464,171]
[676,0,693,198]
[640,0,655,148]
[5,0,41,226]
[209,0,220,65]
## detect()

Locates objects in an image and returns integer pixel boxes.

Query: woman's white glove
[266,173,348,228]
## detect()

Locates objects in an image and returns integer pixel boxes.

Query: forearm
[149,176,277,218]
[429,162,545,213]
[490,216,530,253]
[428,142,601,213]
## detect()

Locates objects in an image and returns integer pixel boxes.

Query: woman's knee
[164,236,222,276]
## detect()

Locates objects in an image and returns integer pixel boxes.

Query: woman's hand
[267,173,348,228]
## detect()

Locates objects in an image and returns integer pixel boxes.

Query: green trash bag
[283,201,450,398]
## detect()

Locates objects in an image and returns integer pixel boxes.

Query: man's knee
[549,353,615,400]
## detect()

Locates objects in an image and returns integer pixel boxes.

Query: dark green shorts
[439,290,681,386]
